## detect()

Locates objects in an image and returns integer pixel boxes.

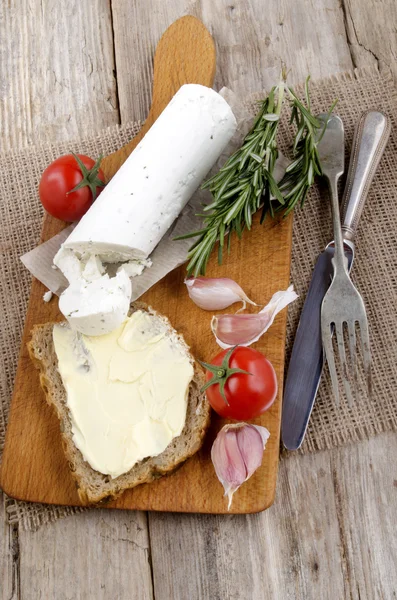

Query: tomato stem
[199,346,252,406]
[67,153,106,201]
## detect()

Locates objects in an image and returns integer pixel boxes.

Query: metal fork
[318,114,371,404]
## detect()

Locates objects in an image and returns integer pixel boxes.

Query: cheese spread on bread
[52,310,194,478]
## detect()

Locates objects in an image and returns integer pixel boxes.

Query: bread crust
[28,304,211,505]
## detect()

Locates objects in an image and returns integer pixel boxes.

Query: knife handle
[341,110,391,241]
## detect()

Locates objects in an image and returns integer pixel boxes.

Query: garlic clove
[211,423,270,509]
[252,423,271,447]
[211,427,247,508]
[236,424,270,477]
[185,276,257,311]
[211,313,268,347]
[212,285,298,348]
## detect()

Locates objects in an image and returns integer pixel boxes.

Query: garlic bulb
[211,423,270,509]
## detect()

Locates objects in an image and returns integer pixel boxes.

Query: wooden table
[1,1,397,598]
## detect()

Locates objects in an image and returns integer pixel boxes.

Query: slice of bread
[28,303,211,505]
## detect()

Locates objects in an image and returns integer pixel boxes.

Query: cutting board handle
[101,15,216,181]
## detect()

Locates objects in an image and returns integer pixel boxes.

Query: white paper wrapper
[21,86,289,303]
[21,226,72,296]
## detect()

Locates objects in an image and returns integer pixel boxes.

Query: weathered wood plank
[19,510,153,600]
[330,433,397,599]
[0,0,119,153]
[342,0,397,83]
[148,448,344,600]
[0,2,153,599]
[0,493,19,600]
[111,0,353,123]
[149,432,397,600]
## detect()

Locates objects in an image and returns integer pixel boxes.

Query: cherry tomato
[39,153,105,222]
[202,346,277,420]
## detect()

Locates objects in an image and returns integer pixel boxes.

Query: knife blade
[282,110,391,451]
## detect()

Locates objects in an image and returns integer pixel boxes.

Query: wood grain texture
[0,0,119,153]
[18,509,154,600]
[0,495,19,600]
[0,15,292,514]
[330,432,397,598]
[342,0,397,83]
[148,432,397,600]
[111,0,353,123]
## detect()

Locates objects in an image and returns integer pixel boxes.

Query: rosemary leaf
[176,73,337,276]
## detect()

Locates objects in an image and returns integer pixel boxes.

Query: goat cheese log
[54,84,237,336]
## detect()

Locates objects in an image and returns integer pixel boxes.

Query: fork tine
[322,323,340,404]
[335,321,354,406]
[347,320,358,400]
[359,318,372,397]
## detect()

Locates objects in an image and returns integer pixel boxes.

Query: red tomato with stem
[39,153,105,222]
[201,346,277,420]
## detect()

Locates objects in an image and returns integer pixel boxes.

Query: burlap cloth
[1,68,396,531]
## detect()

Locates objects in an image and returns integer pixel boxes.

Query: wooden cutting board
[0,15,293,514]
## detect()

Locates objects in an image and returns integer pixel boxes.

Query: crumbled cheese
[118,258,152,278]
[58,268,132,336]
[43,290,53,303]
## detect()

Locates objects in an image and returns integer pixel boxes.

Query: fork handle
[341,111,391,241]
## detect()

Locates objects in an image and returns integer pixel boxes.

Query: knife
[282,110,391,451]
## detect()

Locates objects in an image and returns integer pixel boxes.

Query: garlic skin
[211,423,270,509]
[212,285,298,348]
[185,277,257,311]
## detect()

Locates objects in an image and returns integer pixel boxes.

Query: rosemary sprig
[177,79,286,276]
[177,75,336,277]
[277,78,338,216]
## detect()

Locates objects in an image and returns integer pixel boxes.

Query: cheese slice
[53,310,194,478]
[54,84,237,336]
